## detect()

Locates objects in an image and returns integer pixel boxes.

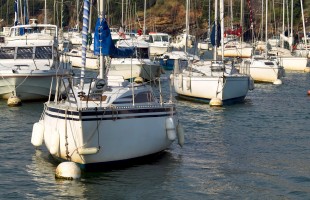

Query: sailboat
[31,0,183,170]
[217,0,253,58]
[268,0,308,72]
[239,0,285,84]
[171,0,253,106]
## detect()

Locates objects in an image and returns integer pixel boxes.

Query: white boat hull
[0,70,69,100]
[277,57,308,71]
[109,58,161,80]
[149,46,170,56]
[218,47,252,58]
[240,59,285,83]
[173,74,250,103]
[43,104,176,167]
[65,55,98,70]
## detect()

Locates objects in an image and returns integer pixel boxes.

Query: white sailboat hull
[173,74,250,103]
[240,58,285,83]
[43,104,176,166]
[277,57,308,71]
[65,55,98,70]
[218,47,253,58]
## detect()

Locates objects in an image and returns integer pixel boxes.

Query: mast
[208,0,211,38]
[121,0,124,27]
[290,0,293,52]
[99,0,106,79]
[81,0,90,88]
[44,0,46,24]
[300,0,307,52]
[213,0,218,60]
[220,0,224,61]
[282,0,285,47]
[143,0,146,35]
[77,0,80,31]
[265,0,268,58]
[230,0,233,29]
[185,0,189,53]
[240,0,243,44]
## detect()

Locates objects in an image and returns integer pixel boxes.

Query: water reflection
[26,150,87,199]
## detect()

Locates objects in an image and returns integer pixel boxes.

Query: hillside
[0,0,309,38]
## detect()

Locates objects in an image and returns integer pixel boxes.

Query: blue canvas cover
[94,18,134,58]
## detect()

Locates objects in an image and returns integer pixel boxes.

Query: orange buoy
[307,90,310,96]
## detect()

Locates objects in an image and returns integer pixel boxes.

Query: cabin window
[0,47,15,59]
[162,35,169,42]
[16,47,33,59]
[153,35,162,42]
[35,46,53,59]
[264,62,274,66]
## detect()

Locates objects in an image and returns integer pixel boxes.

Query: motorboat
[0,22,72,104]
[147,32,171,56]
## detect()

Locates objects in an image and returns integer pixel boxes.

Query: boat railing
[239,60,251,75]
[57,76,107,108]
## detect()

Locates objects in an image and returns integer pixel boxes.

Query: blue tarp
[94,18,134,58]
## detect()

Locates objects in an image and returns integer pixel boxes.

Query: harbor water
[0,69,310,199]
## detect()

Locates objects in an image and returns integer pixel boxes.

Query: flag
[118,27,126,39]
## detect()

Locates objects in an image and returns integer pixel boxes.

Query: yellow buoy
[134,77,143,84]
[273,79,282,85]
[55,162,81,180]
[304,67,310,73]
[209,98,223,107]
[7,96,21,106]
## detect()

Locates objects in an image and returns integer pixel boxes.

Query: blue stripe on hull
[45,106,176,121]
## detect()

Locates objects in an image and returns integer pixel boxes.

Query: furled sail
[93,18,134,58]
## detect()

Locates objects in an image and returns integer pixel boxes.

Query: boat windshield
[0,46,53,59]
[17,47,33,59]
[153,35,169,42]
[35,46,53,59]
[0,47,15,59]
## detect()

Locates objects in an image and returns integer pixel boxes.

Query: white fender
[248,78,255,90]
[78,147,99,155]
[178,74,183,89]
[177,123,185,147]
[186,76,191,90]
[50,130,60,155]
[165,117,176,141]
[31,120,45,147]
[169,73,174,86]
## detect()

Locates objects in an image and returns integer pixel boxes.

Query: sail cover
[210,21,221,47]
[94,18,134,58]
